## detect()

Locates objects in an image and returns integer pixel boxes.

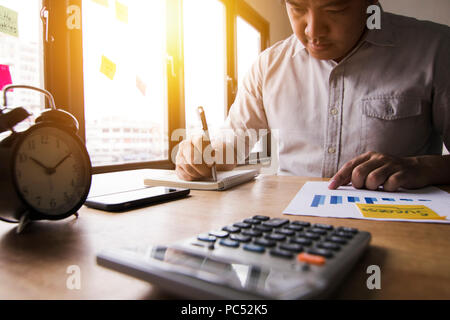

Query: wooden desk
[1,170,449,299]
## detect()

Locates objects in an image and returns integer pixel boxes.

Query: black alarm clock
[0,85,92,233]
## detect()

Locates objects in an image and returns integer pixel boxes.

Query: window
[183,0,227,134]
[0,0,44,133]
[82,0,168,167]
[23,0,270,172]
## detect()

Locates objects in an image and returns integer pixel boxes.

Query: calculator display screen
[148,246,313,298]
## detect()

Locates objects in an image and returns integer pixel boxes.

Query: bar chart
[310,194,432,207]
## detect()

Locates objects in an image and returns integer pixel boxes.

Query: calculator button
[230,234,252,243]
[262,218,289,228]
[298,253,326,266]
[253,215,270,221]
[299,232,321,240]
[254,225,273,232]
[243,244,265,254]
[265,233,286,242]
[242,229,263,237]
[337,227,358,234]
[307,248,334,258]
[308,228,327,235]
[275,228,295,236]
[313,223,334,230]
[291,237,312,246]
[254,238,276,248]
[292,221,311,227]
[219,239,240,248]
[233,222,251,229]
[286,224,303,232]
[326,236,348,245]
[317,242,340,251]
[270,248,294,259]
[197,234,216,242]
[243,218,261,225]
[332,231,354,239]
[208,230,229,238]
[222,226,240,233]
[279,243,303,253]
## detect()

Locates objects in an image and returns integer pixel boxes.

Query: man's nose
[304,11,329,40]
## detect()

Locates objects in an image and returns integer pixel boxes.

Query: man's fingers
[329,152,374,189]
[383,171,406,192]
[351,159,388,189]
[365,164,397,190]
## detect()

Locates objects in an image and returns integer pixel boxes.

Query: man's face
[286,0,371,62]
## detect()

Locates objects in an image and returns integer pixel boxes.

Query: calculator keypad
[196,215,361,267]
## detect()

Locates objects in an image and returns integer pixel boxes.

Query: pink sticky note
[0,64,12,90]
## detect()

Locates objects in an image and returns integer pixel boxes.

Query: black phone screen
[84,187,190,211]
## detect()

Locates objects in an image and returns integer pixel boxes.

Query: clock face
[13,125,91,217]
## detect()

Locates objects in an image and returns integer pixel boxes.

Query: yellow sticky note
[115,1,128,23]
[100,55,116,80]
[92,0,109,7]
[0,5,19,37]
[356,204,446,220]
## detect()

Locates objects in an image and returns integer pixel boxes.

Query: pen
[197,106,217,182]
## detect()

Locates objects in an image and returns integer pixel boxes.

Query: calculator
[97,216,371,299]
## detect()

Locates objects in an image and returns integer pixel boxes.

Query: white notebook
[143,169,259,191]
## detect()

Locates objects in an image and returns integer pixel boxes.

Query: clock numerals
[41,135,49,145]
[50,198,57,209]
[28,140,36,151]
[36,196,42,206]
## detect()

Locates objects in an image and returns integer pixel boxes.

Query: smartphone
[84,187,190,212]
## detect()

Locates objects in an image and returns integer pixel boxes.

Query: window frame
[43,0,270,174]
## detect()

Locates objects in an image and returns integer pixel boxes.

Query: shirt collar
[292,4,395,58]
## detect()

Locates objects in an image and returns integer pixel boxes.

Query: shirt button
[330,108,338,115]
[328,147,336,154]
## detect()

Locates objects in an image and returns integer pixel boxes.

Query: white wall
[380,0,450,26]
[243,0,292,45]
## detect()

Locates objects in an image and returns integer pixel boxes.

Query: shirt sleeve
[432,29,450,153]
[221,52,270,163]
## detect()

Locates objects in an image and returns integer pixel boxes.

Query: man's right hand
[175,135,216,181]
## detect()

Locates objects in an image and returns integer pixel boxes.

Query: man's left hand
[328,151,432,192]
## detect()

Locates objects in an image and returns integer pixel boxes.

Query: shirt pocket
[360,96,430,156]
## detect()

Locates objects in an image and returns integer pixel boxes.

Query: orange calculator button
[297,253,326,266]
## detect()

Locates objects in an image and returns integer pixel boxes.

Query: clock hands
[30,153,72,175]
[30,157,55,175]
[51,153,72,171]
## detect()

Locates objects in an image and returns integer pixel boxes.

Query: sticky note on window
[92,0,109,7]
[356,204,446,220]
[0,64,12,90]
[100,56,116,80]
[136,76,146,96]
[115,1,128,23]
[0,5,19,37]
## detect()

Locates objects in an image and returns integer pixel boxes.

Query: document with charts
[283,182,450,224]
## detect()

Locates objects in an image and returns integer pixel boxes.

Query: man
[176,0,450,191]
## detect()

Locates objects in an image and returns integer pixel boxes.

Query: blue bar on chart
[347,196,360,203]
[400,199,413,202]
[311,195,326,207]
[365,197,377,204]
[330,196,343,204]
[382,198,395,201]
[418,199,431,202]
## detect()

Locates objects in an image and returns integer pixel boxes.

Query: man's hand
[328,151,434,192]
[175,135,216,181]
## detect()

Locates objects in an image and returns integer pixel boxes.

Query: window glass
[82,0,168,166]
[183,0,226,134]
[236,15,262,153]
[0,0,44,133]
